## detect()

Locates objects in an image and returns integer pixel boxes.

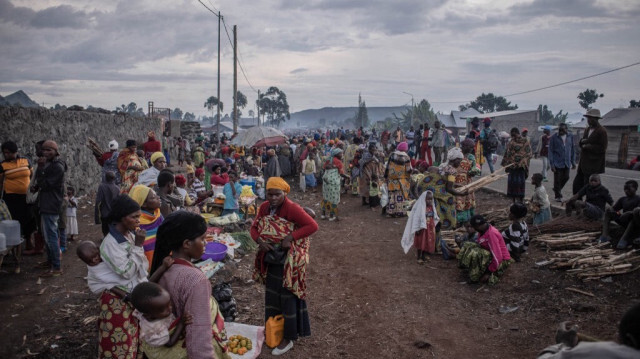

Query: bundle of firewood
[530,215,603,235]
[86,137,104,158]
[532,231,600,249]
[537,244,640,280]
[457,164,513,193]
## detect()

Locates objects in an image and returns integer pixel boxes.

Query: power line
[196,0,220,17]
[221,17,259,93]
[430,60,640,105]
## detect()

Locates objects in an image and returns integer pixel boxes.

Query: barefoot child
[131,282,193,352]
[530,173,552,225]
[502,203,529,262]
[66,186,78,241]
[401,190,439,263]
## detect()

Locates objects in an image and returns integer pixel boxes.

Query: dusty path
[0,188,638,358]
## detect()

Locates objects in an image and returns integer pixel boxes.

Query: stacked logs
[458,164,512,193]
[86,137,104,158]
[533,231,599,249]
[529,215,603,235]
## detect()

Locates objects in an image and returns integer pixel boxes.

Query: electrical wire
[196,0,219,16]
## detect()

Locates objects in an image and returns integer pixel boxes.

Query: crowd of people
[1,106,639,357]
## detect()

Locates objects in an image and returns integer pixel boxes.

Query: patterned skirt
[507,168,527,199]
[98,291,142,359]
[265,264,311,341]
[458,243,511,285]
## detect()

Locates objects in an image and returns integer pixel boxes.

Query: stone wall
[0,107,162,195]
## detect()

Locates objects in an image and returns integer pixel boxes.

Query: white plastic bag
[299,173,306,193]
[380,183,389,208]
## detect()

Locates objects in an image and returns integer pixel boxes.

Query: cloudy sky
[1,0,639,118]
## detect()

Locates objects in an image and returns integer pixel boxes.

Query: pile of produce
[227,335,253,355]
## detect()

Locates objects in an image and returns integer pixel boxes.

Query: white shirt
[133,310,176,346]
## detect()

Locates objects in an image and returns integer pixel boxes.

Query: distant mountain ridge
[1,90,40,108]
[288,105,409,128]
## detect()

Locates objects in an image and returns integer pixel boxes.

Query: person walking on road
[431,121,446,166]
[572,109,607,194]
[548,123,576,202]
[535,126,552,181]
[479,118,498,174]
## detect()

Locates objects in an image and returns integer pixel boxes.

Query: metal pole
[216,11,222,143]
[233,25,238,134]
[256,90,260,127]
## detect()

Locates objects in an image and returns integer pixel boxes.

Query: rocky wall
[0,107,162,195]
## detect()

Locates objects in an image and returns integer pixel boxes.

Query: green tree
[171,108,183,120]
[538,104,568,125]
[355,93,369,128]
[233,91,248,120]
[396,99,436,128]
[629,100,640,108]
[459,93,518,113]
[115,102,145,117]
[257,87,290,127]
[577,89,604,110]
[204,96,224,117]
[183,112,196,121]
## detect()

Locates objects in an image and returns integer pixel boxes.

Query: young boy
[564,174,614,220]
[66,186,78,241]
[222,171,243,216]
[502,203,529,262]
[530,173,552,225]
[599,180,640,244]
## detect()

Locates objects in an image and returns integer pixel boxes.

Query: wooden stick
[565,287,595,297]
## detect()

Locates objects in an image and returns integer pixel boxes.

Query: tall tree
[577,89,604,110]
[204,96,224,117]
[629,100,640,108]
[459,93,518,113]
[233,90,248,120]
[171,108,183,120]
[355,93,369,128]
[538,104,568,125]
[183,112,196,121]
[116,102,145,117]
[258,87,290,127]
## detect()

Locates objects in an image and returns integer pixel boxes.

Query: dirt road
[0,189,637,358]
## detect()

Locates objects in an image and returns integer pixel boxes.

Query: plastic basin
[202,242,227,261]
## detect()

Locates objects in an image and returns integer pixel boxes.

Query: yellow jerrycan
[265,315,284,348]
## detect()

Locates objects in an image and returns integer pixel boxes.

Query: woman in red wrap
[251,177,319,355]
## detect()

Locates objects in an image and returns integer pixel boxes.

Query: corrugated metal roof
[459,109,537,119]
[436,113,456,128]
[601,108,640,127]
[452,108,481,127]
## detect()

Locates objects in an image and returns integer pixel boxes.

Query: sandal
[40,269,63,277]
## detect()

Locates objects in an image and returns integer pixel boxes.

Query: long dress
[414,206,437,254]
[385,152,412,216]
[321,157,344,217]
[263,155,282,184]
[250,198,318,341]
[417,172,457,230]
[358,152,381,198]
[278,147,292,177]
[419,129,432,165]
[454,154,481,223]
[501,137,532,200]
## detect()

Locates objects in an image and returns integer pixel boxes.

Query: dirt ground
[1,186,639,359]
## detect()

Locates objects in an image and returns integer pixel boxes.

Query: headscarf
[109,140,119,150]
[174,174,186,187]
[186,165,195,175]
[129,185,152,206]
[267,149,276,156]
[126,139,137,148]
[195,168,204,177]
[150,152,165,165]
[266,177,290,194]
[42,140,59,154]
[330,148,343,157]
[447,147,464,161]
[396,142,408,152]
[483,117,492,125]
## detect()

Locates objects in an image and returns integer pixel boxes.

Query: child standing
[222,171,242,216]
[131,282,193,353]
[530,173,552,225]
[369,174,381,210]
[301,153,317,192]
[95,171,121,236]
[502,203,529,262]
[66,186,78,242]
[401,190,439,264]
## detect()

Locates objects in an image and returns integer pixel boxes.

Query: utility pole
[232,25,238,134]
[216,11,222,143]
[256,89,260,127]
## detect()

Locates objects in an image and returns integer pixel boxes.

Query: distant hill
[0,95,8,106]
[288,106,409,128]
[3,90,40,108]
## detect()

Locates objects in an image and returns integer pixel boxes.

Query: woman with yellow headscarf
[129,185,163,267]
[250,177,318,355]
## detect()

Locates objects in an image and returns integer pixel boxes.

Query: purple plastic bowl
[202,242,227,261]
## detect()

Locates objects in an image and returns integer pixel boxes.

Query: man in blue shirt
[548,123,576,202]
[223,171,243,216]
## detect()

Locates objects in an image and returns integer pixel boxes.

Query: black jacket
[576,184,614,211]
[36,158,67,214]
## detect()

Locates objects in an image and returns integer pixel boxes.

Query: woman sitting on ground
[458,214,513,285]
[150,211,231,359]
[251,177,319,355]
